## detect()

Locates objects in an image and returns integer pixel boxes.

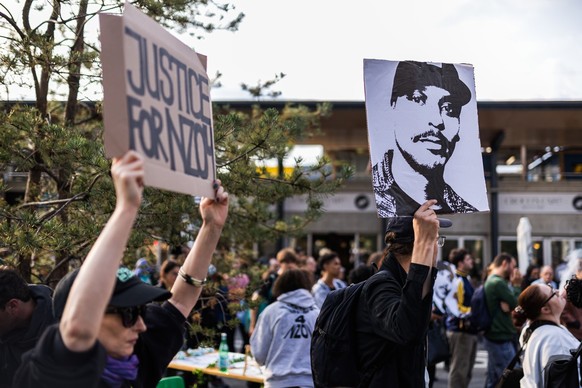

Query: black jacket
[355,254,437,387]
[0,285,54,388]
[13,301,185,387]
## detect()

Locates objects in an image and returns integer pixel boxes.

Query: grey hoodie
[250,289,319,388]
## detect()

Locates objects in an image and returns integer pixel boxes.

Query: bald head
[540,265,554,283]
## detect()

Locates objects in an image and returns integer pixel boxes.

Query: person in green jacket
[483,252,523,388]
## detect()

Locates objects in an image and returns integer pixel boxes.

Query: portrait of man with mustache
[369,60,481,217]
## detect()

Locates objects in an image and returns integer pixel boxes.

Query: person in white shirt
[531,265,558,289]
[311,252,347,308]
[513,283,580,388]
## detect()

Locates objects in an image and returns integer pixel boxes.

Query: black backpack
[311,271,387,388]
[468,284,493,333]
[543,341,582,388]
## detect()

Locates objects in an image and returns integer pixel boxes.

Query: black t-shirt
[14,301,186,388]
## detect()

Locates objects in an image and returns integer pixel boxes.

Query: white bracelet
[179,268,207,287]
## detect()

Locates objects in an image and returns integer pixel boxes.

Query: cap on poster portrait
[99,2,215,198]
[363,59,489,218]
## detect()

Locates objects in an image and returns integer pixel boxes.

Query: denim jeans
[483,337,517,388]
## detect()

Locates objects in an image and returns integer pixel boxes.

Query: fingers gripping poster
[363,59,489,218]
[99,3,215,197]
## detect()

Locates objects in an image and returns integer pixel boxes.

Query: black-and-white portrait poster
[364,59,489,218]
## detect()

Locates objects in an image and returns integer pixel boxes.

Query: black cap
[53,267,172,320]
[384,217,452,244]
[390,61,471,108]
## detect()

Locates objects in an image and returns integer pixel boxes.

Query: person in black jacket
[0,268,54,388]
[13,151,229,387]
[355,200,450,387]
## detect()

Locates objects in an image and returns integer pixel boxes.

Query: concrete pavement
[433,349,487,388]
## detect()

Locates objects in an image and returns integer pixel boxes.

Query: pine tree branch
[217,138,268,168]
[36,164,59,184]
[0,10,25,39]
[43,254,74,285]
[22,0,32,33]
[37,174,102,226]
[16,173,101,212]
[43,242,91,285]
[0,210,21,222]
[254,175,311,191]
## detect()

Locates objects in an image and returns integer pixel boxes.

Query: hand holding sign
[111,150,145,210]
[413,199,440,247]
[200,179,229,230]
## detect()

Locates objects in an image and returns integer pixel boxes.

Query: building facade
[220,101,582,278]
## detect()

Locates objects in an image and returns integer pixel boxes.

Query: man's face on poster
[391,85,462,173]
[434,269,451,301]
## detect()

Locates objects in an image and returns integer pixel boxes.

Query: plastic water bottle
[218,332,229,372]
[234,325,244,353]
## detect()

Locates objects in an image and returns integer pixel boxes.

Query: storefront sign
[499,193,582,214]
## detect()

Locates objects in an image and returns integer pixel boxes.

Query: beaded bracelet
[179,268,207,287]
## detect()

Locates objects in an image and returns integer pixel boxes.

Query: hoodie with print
[250,289,319,388]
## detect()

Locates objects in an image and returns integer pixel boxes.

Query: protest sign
[99,2,215,197]
[363,59,489,218]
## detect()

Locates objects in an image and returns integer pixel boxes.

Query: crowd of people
[427,247,582,388]
[1,150,582,388]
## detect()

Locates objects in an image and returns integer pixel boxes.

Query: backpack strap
[570,340,582,386]
[505,320,559,372]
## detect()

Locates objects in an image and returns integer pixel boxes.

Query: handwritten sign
[99,2,215,197]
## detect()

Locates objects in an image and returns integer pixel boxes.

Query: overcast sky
[3,0,581,102]
[187,0,582,101]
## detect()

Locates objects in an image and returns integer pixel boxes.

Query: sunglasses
[105,305,147,328]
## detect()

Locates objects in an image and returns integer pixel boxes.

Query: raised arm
[59,151,144,352]
[168,181,229,318]
[411,200,440,298]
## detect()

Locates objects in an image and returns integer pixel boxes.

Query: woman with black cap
[14,150,229,387]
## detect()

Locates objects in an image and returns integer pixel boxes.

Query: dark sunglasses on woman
[105,305,147,328]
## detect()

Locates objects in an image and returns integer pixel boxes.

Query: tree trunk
[65,0,88,125]
[16,253,32,283]
[37,0,60,118]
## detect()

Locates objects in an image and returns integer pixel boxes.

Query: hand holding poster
[363,59,489,218]
[99,2,215,197]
